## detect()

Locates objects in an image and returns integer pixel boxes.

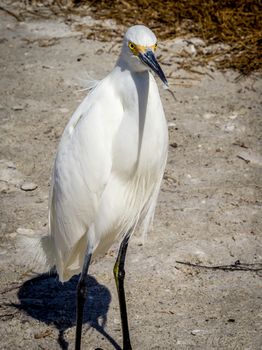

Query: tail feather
[16,231,54,273]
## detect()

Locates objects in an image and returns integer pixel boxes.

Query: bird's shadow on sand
[13,272,121,350]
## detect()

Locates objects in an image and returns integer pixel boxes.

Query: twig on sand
[1,284,21,295]
[0,6,24,21]
[176,259,262,272]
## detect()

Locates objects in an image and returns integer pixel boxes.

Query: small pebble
[203,112,215,119]
[170,142,178,148]
[95,49,103,55]
[228,112,238,119]
[224,124,235,132]
[12,105,24,111]
[20,182,38,191]
[16,228,35,236]
[191,329,206,335]
[168,122,176,128]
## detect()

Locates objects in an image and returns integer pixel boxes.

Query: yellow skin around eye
[128,42,157,55]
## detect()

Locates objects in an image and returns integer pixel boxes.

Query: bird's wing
[48,77,124,279]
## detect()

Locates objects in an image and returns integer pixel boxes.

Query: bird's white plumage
[125,25,157,46]
[27,25,168,282]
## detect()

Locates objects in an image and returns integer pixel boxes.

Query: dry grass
[79,0,262,75]
[8,1,262,75]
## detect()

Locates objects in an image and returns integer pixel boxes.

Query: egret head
[120,25,168,86]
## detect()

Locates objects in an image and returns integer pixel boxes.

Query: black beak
[139,50,168,86]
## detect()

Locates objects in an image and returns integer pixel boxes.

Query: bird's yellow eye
[154,43,158,51]
[128,42,136,51]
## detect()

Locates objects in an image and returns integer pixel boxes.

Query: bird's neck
[114,57,149,85]
[116,53,148,74]
[111,63,150,105]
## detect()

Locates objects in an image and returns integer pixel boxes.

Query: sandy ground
[0,8,262,350]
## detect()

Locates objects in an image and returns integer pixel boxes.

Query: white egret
[30,25,168,350]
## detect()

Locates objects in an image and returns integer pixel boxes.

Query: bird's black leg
[113,233,132,350]
[75,248,92,350]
